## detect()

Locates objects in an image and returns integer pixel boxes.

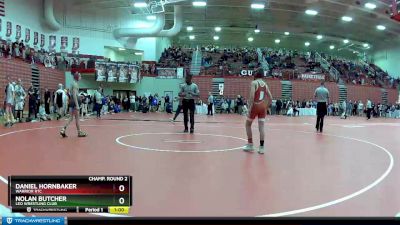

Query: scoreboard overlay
[8,176,132,214]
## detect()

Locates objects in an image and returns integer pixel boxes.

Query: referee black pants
[207,103,213,115]
[316,102,327,132]
[182,99,195,130]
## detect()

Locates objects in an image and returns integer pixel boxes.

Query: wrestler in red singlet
[243,68,272,154]
[248,79,268,121]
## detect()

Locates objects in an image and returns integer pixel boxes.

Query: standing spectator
[314,81,329,133]
[129,93,136,112]
[276,99,282,115]
[207,92,214,116]
[28,83,37,120]
[366,99,372,120]
[164,94,170,109]
[4,77,16,127]
[94,87,103,118]
[237,95,244,115]
[341,100,347,119]
[358,100,364,116]
[44,88,51,114]
[54,84,67,120]
[14,79,26,122]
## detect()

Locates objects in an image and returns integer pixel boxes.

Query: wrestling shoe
[258,146,265,154]
[243,144,254,152]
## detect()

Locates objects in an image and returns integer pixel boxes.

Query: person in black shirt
[28,83,37,119]
[44,88,51,114]
[276,99,282,115]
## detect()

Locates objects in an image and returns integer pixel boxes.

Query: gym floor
[0,112,399,217]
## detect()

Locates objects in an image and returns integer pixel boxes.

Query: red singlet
[248,80,268,120]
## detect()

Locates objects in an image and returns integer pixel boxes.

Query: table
[298,108,317,116]
[196,104,215,115]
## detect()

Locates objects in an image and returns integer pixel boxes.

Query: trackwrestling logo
[2,217,64,225]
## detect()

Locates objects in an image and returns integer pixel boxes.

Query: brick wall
[292,81,339,103]
[224,76,253,100]
[192,76,212,101]
[39,65,65,94]
[347,85,382,103]
[0,58,65,107]
[387,88,399,104]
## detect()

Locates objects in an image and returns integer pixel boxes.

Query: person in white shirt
[341,100,347,119]
[4,77,16,127]
[366,99,372,120]
[129,94,136,112]
[358,101,364,117]
[94,87,103,118]
[39,101,51,121]
[14,79,26,122]
[80,93,89,119]
[207,92,214,116]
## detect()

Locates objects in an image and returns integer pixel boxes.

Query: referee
[314,81,330,133]
[179,75,200,134]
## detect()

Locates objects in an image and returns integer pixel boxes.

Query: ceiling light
[364,2,377,9]
[254,29,260,33]
[248,37,254,42]
[330,45,335,50]
[363,43,369,48]
[133,1,147,8]
[275,39,280,44]
[192,1,206,7]
[119,48,126,51]
[189,35,195,40]
[146,15,156,20]
[213,36,219,40]
[305,9,318,16]
[187,26,193,31]
[215,27,221,32]
[305,42,310,46]
[284,32,290,35]
[342,16,353,22]
[377,25,386,30]
[251,3,265,9]
[316,35,323,40]
[134,52,143,55]
[343,39,349,44]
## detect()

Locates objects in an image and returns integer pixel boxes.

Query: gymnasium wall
[373,46,400,79]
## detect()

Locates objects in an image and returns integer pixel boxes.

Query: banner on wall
[6,21,11,37]
[72,37,80,54]
[16,25,21,40]
[300,73,325,80]
[157,68,177,79]
[40,34,45,47]
[106,63,118,82]
[61,36,68,50]
[33,32,38,46]
[129,65,139,84]
[49,35,56,52]
[25,28,30,42]
[118,64,128,83]
[95,61,140,83]
[95,62,106,82]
